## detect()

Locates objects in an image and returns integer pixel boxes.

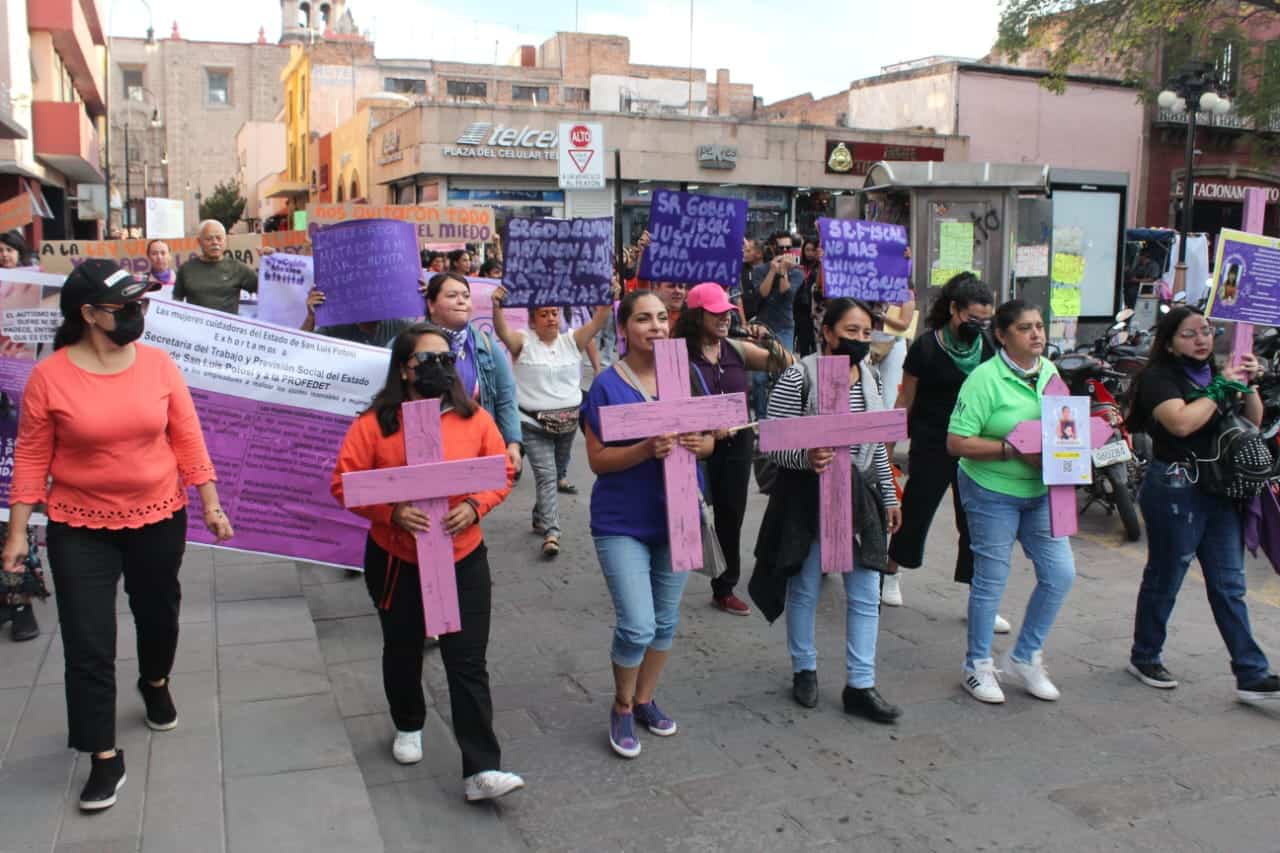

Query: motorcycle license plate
[1092,441,1131,467]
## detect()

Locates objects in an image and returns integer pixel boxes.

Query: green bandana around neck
[938,326,984,376]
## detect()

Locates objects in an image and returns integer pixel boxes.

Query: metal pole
[124,124,131,235]
[1172,96,1196,294]
[103,38,111,235]
[614,149,624,274]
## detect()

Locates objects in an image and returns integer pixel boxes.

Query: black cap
[60,260,150,317]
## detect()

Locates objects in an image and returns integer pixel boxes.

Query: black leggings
[888,447,975,583]
[363,536,501,777]
[47,511,187,753]
[705,430,754,598]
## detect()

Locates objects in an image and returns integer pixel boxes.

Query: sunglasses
[94,298,150,316]
[408,351,457,367]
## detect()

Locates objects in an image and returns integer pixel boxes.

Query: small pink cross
[340,399,508,636]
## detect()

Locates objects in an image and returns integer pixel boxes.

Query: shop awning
[861,161,1051,195]
[264,178,311,199]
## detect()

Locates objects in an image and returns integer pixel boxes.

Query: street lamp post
[1157,62,1232,294]
[118,91,162,236]
[103,0,157,235]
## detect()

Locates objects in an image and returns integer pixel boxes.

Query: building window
[207,70,230,105]
[385,77,427,95]
[123,68,144,101]
[445,79,486,99]
[512,85,550,104]
[563,86,589,104]
[350,171,360,201]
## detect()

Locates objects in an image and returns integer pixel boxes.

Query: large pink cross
[1229,188,1267,366]
[340,399,508,636]
[598,338,747,572]
[757,355,907,574]
[1006,375,1112,538]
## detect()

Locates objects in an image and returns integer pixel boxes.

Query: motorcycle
[1055,350,1144,542]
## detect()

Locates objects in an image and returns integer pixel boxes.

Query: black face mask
[832,337,870,363]
[957,319,988,343]
[103,303,145,347]
[412,361,456,399]
[1177,353,1212,370]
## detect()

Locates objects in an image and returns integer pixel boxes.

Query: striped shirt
[764,364,899,508]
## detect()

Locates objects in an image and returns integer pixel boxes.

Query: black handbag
[1191,404,1280,500]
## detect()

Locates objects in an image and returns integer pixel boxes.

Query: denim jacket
[471,323,521,446]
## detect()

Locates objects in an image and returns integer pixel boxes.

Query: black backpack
[1192,405,1280,500]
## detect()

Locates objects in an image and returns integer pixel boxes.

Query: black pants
[887,447,975,583]
[46,510,187,753]
[705,430,754,598]
[363,536,500,778]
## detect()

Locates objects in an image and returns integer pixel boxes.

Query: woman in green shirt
[946,300,1076,705]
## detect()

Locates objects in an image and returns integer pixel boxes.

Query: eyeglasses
[94,299,149,315]
[1175,328,1214,340]
[408,351,457,367]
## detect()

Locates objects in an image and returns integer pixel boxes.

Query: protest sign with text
[36,231,308,275]
[817,218,911,303]
[309,203,495,245]
[500,216,613,307]
[0,270,65,346]
[257,253,315,329]
[638,189,747,289]
[312,219,423,327]
[1206,228,1280,327]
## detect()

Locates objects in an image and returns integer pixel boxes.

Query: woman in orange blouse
[2,260,233,812]
[331,322,525,803]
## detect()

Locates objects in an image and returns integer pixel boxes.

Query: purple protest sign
[638,189,747,289]
[818,218,912,302]
[1206,228,1280,327]
[501,217,613,307]
[312,218,423,326]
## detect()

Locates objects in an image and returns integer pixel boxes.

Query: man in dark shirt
[173,220,258,314]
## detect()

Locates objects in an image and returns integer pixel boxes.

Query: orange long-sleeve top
[330,404,514,566]
[11,344,216,528]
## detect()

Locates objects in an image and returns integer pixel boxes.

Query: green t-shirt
[948,354,1059,498]
[173,256,258,315]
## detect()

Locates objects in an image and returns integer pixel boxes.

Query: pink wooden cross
[598,338,747,572]
[1006,375,1112,538]
[340,398,508,636]
[757,355,907,574]
[1229,188,1267,367]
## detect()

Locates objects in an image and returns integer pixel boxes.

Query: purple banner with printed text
[638,189,747,289]
[817,218,912,303]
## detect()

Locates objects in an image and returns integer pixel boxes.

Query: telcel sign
[443,122,559,160]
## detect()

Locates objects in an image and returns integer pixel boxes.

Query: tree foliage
[995,1,1280,129]
[198,179,246,232]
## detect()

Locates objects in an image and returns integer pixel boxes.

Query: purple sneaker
[609,708,641,758]
[633,700,678,736]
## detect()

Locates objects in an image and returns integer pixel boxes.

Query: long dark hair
[1125,305,1216,432]
[925,272,993,330]
[366,322,477,437]
[53,311,89,350]
[672,304,713,359]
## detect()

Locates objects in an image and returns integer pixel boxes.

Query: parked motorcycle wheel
[1102,463,1142,542]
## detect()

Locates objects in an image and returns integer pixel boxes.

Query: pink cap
[685,282,735,314]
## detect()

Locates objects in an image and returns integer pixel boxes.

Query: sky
[108,0,1004,103]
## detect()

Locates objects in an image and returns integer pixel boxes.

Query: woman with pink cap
[673,282,791,616]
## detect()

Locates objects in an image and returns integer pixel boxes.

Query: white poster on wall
[145,197,186,239]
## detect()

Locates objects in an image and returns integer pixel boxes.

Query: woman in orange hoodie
[331,322,524,803]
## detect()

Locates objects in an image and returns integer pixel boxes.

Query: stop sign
[569,125,592,148]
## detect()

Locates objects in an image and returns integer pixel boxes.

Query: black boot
[79,750,126,812]
[792,670,819,709]
[842,686,901,724]
[138,677,178,731]
[10,603,38,642]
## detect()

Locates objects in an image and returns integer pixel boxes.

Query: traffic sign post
[558,121,605,190]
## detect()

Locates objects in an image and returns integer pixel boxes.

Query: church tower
[280,0,355,43]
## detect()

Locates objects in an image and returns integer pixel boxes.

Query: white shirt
[514,330,582,412]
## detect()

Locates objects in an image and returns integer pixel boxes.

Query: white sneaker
[962,658,1005,704]
[464,770,526,802]
[881,574,903,607]
[993,613,1012,634]
[392,730,423,765]
[1001,650,1060,701]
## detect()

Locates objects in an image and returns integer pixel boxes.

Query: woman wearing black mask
[754,298,902,723]
[4,260,233,811]
[882,274,1001,617]
[331,323,526,802]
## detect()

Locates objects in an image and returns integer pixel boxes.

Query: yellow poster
[1052,253,1085,285]
[938,221,974,270]
[1051,284,1081,317]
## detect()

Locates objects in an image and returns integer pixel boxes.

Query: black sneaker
[792,670,819,709]
[1237,674,1280,706]
[137,678,178,731]
[79,750,126,811]
[842,686,902,724]
[1127,661,1178,689]
[10,603,38,642]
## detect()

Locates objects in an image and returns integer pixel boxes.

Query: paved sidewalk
[4,434,1280,852]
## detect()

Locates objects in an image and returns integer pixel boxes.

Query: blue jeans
[522,423,574,538]
[785,539,881,688]
[1131,462,1270,686]
[958,470,1076,669]
[751,327,794,420]
[594,536,689,668]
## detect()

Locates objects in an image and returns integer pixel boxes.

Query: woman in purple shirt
[581,290,714,760]
[673,283,791,616]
